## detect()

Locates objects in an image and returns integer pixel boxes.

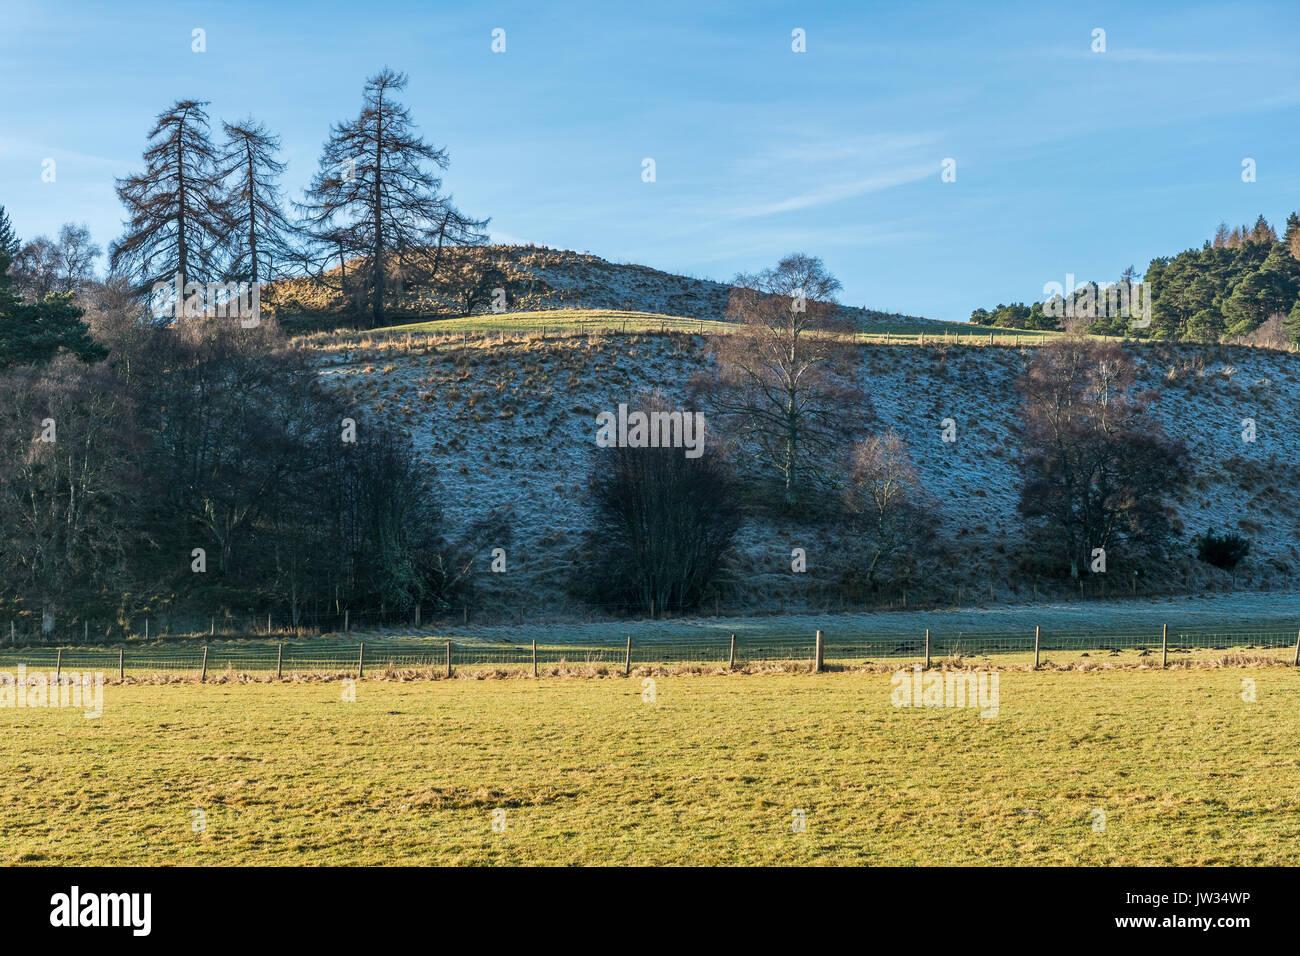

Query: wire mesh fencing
[0,622,1294,680]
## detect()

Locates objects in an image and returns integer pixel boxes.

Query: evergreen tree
[0,205,18,263]
[0,221,105,369]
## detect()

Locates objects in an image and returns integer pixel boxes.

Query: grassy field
[298,308,1060,347]
[5,668,1298,865]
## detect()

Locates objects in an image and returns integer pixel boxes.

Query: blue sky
[1,0,1297,321]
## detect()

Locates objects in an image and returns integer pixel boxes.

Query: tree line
[971,213,1300,346]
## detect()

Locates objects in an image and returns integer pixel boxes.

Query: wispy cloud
[723,164,937,220]
[1026,45,1257,64]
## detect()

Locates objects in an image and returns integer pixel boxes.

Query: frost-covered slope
[316,333,1300,616]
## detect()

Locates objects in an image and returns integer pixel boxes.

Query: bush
[1196,530,1251,571]
[576,422,741,617]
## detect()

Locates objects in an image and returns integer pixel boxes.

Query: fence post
[55,648,61,682]
[84,621,88,643]
[210,617,215,636]
[1161,624,1168,668]
[344,609,349,632]
[358,642,364,679]
[267,613,271,635]
[200,646,208,683]
[1292,629,1299,667]
[924,629,931,669]
[814,630,824,673]
[144,618,149,640]
[118,647,124,682]
[1034,626,1040,670]
[532,639,538,678]
[729,633,736,670]
[446,640,452,678]
[8,621,12,645]
[624,636,632,676]
[276,642,283,680]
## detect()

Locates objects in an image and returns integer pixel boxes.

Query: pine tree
[0,205,18,263]
[298,69,488,327]
[110,100,228,303]
[216,119,297,284]
[1284,212,1300,262]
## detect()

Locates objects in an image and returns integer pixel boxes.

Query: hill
[266,244,942,331]
[303,319,1300,619]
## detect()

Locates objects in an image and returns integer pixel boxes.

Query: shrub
[1196,530,1251,571]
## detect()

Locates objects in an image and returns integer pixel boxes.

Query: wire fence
[6,571,1296,646]
[0,623,1295,680]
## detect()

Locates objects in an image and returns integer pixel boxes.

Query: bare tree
[11,235,59,300]
[217,119,297,284]
[1018,336,1189,579]
[697,253,869,509]
[298,69,488,327]
[843,430,938,591]
[13,226,99,299]
[0,357,141,632]
[110,100,228,302]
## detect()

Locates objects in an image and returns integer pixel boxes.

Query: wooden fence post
[200,646,208,683]
[445,640,452,678]
[144,619,149,640]
[210,617,215,636]
[1292,629,1298,667]
[924,629,931,669]
[728,633,736,670]
[532,639,538,678]
[624,636,632,676]
[814,630,824,673]
[1162,624,1168,668]
[55,648,61,682]
[344,609,349,632]
[267,613,272,635]
[118,647,124,682]
[276,642,283,680]
[357,642,364,679]
[1034,626,1040,670]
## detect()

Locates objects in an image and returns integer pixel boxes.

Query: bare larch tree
[110,99,227,303]
[216,119,297,284]
[297,68,488,327]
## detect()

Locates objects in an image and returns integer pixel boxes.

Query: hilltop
[266,244,941,331]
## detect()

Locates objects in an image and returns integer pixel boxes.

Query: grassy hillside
[298,318,1300,619]
[265,244,943,331]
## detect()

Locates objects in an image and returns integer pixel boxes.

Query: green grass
[304,308,1061,347]
[5,669,1298,865]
